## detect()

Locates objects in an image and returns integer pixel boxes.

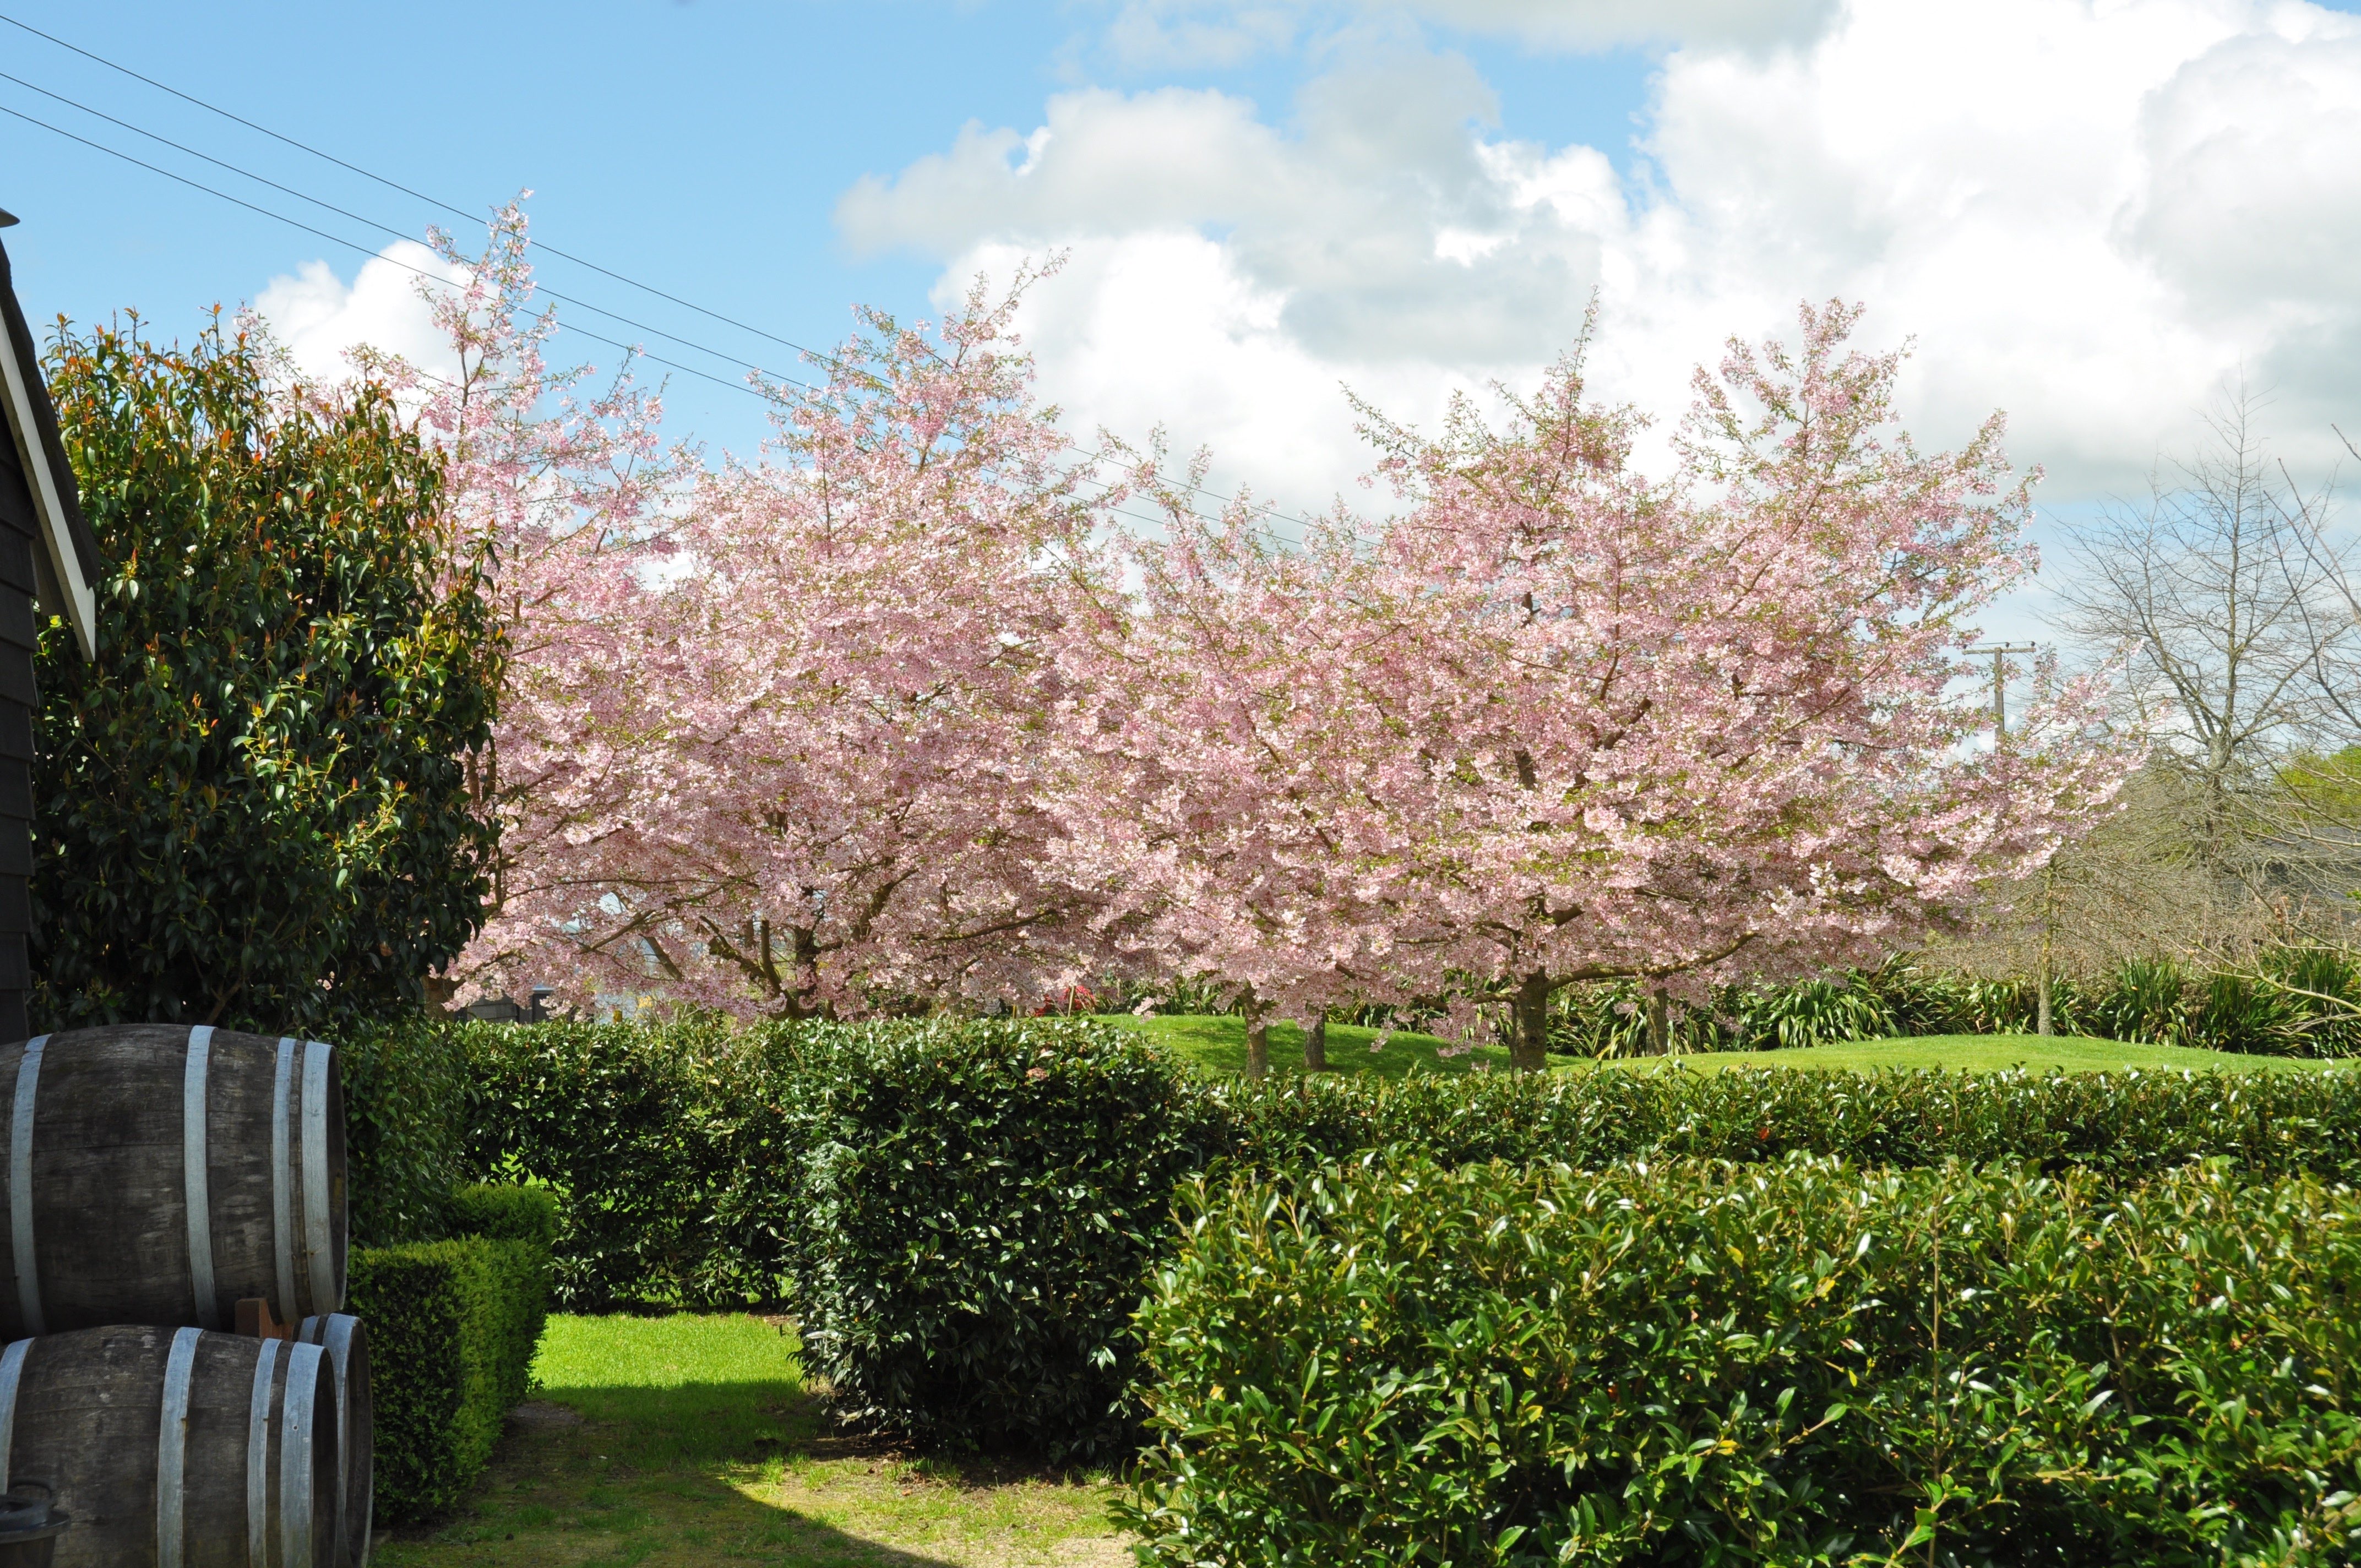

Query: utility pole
[2037,863,2057,1038]
[1969,642,2054,1033]
[1965,643,2038,739]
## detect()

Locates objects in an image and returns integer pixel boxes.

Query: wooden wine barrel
[0,1027,346,1338]
[0,1322,339,1567]
[294,1316,369,1568]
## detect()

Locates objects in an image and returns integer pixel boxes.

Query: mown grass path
[374,1314,1127,1568]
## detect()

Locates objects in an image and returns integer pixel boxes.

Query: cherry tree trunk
[1301,1015,1328,1072]
[1242,995,1271,1079]
[1510,972,1553,1073]
[1647,988,1670,1056]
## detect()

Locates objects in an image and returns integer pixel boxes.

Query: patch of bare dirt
[507,1401,585,1429]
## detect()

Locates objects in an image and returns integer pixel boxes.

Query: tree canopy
[33,315,501,1031]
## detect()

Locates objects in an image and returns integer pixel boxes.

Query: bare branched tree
[2282,426,2361,740]
[2055,392,2361,916]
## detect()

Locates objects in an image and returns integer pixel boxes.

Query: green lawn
[373,1313,1127,1567]
[1097,1011,1534,1076]
[1107,1013,2348,1077]
[1609,1033,2349,1075]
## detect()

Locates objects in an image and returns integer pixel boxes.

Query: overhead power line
[0,14,1298,532]
[0,69,830,394]
[0,9,839,371]
[0,100,1217,538]
[0,101,793,404]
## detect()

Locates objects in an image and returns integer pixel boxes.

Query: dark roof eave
[0,232,99,660]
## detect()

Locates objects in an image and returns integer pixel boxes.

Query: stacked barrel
[0,1025,372,1566]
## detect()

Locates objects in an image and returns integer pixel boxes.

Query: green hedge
[1220,1061,2361,1182]
[462,1016,1223,1455]
[1129,1156,2361,1566]
[450,1016,2361,1453]
[339,1015,472,1246]
[776,1017,1225,1459]
[443,1014,2361,1315]
[447,1181,559,1248]
[351,1188,553,1523]
[460,1021,2361,1308]
[460,1016,806,1309]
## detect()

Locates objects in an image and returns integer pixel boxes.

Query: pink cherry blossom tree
[480,271,1121,1017]
[1067,303,2131,1070]
[406,214,2125,1049]
[1049,470,1435,1074]
[358,203,696,1011]
[378,210,1129,1018]
[1367,303,2132,1067]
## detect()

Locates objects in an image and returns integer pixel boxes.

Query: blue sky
[1,1,1075,455]
[0,1,1657,461]
[5,0,2360,657]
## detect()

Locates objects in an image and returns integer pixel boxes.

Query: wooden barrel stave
[0,1027,346,1337]
[0,1322,338,1566]
[295,1315,370,1568]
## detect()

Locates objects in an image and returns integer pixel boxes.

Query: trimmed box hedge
[775,1018,1224,1459]
[351,1185,554,1522]
[1220,1059,2361,1180]
[460,1019,2361,1308]
[339,1015,474,1245]
[447,1180,561,1248]
[461,1016,804,1309]
[454,1017,2361,1453]
[1129,1156,2361,1566]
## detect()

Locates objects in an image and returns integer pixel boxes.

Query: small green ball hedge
[351,1185,554,1522]
[446,1180,561,1248]
[1128,1156,2361,1566]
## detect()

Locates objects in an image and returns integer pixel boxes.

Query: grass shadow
[373,1315,1129,1568]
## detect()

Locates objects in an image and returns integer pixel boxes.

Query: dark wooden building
[0,210,102,1042]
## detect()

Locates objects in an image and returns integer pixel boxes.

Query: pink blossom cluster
[1055,309,2131,1061]
[420,215,2132,1046]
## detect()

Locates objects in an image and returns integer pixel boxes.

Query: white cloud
[842,0,2361,522]
[252,240,464,389]
[1390,0,1841,49]
[1088,0,1841,62]
[1102,2,1303,67]
[966,230,1455,506]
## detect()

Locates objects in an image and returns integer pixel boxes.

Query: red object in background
[1031,983,1096,1016]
